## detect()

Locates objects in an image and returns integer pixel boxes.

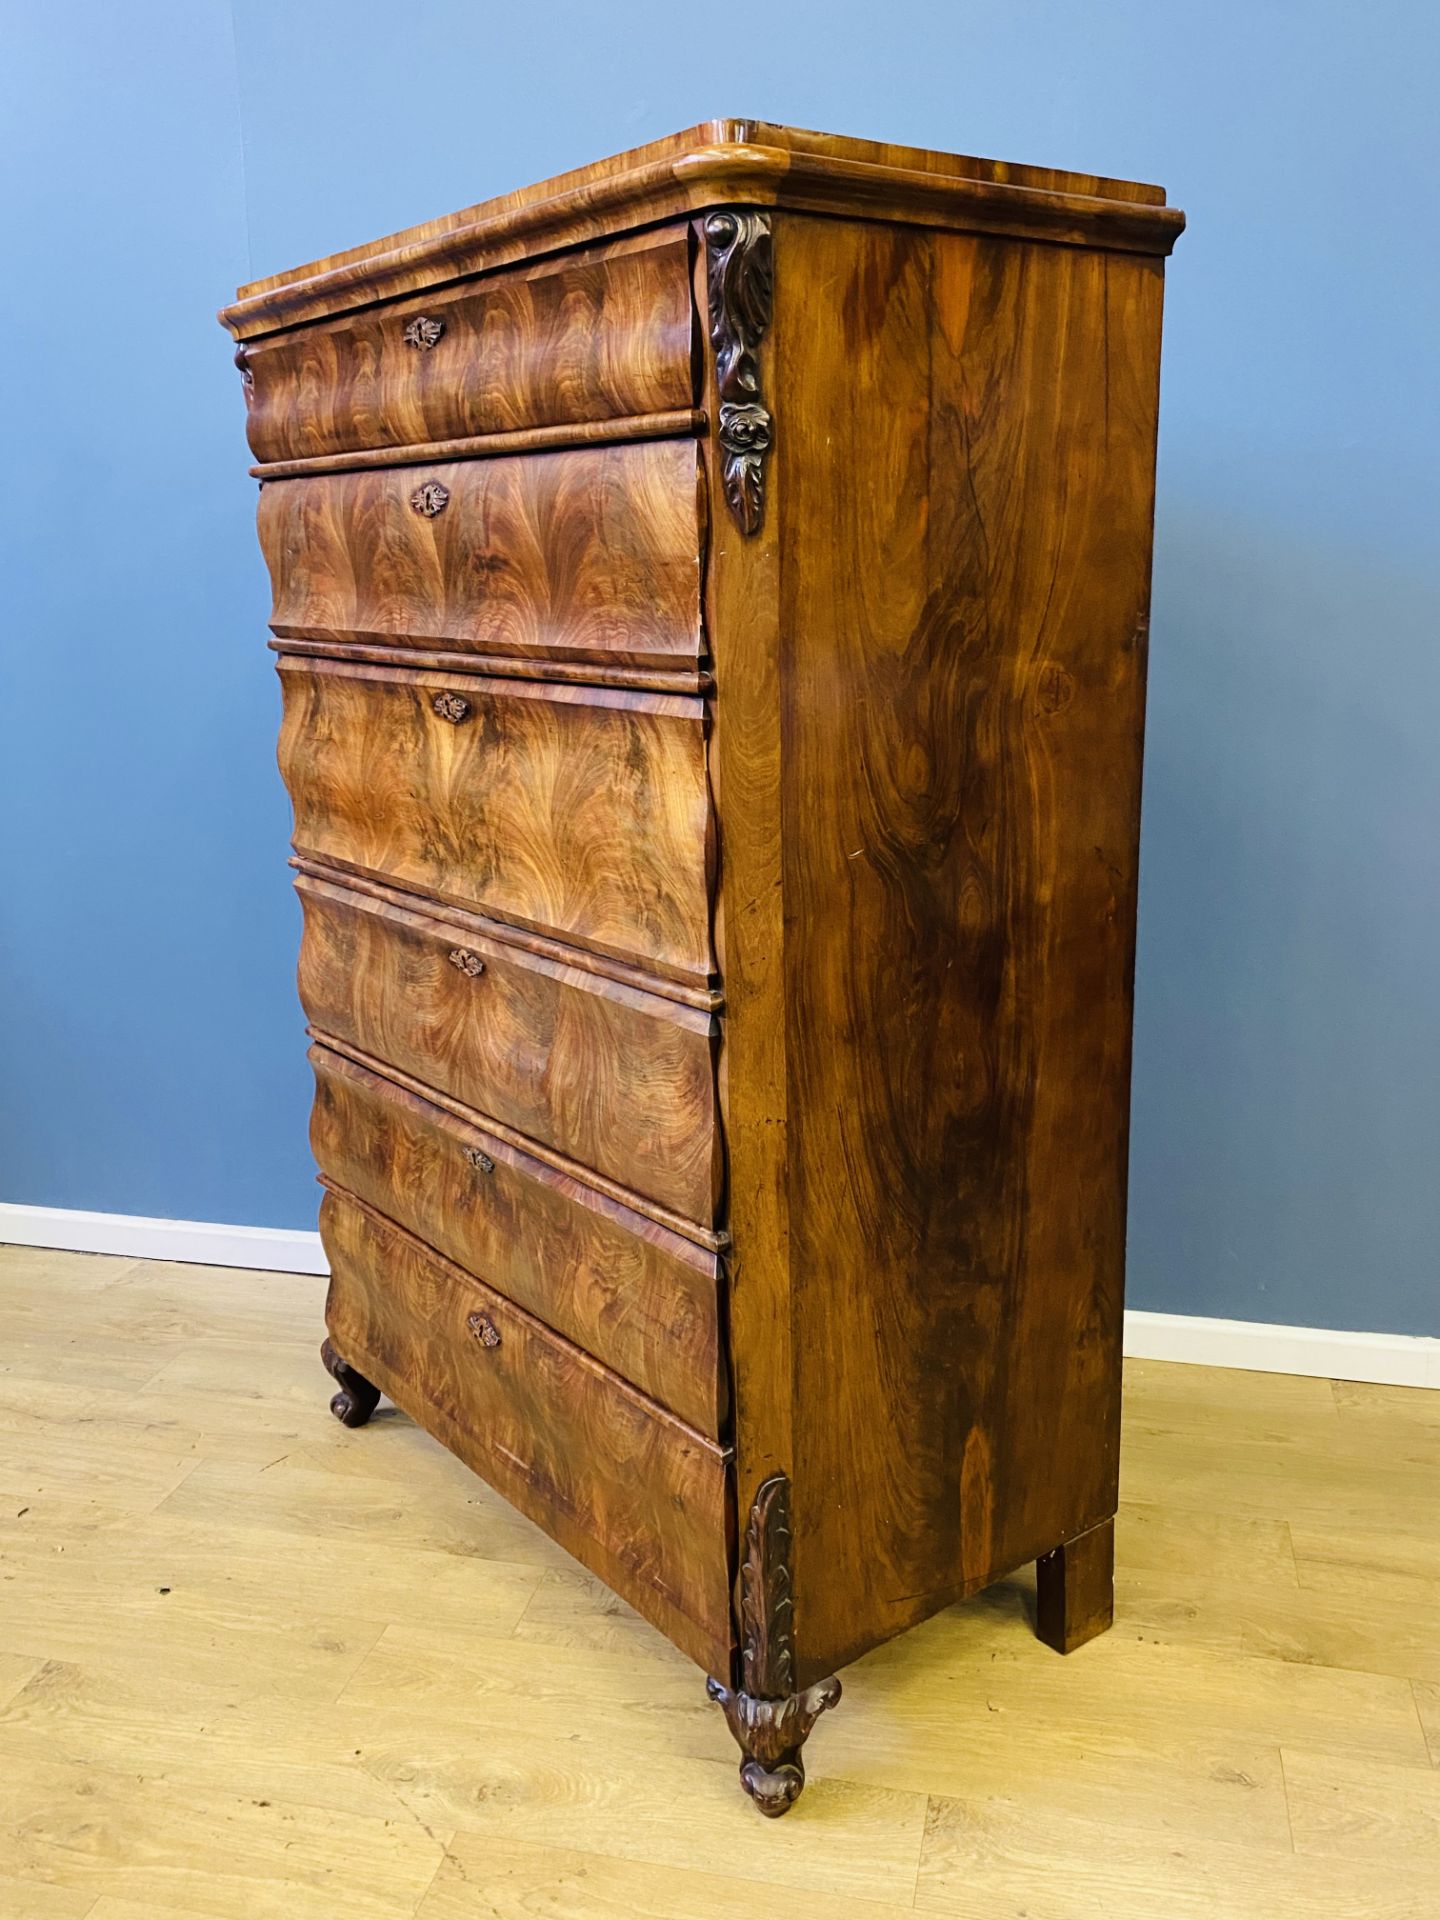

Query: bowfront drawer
[320,1187,732,1674]
[239,227,696,466]
[310,1043,725,1433]
[295,873,721,1224]
[278,656,714,987]
[259,439,705,673]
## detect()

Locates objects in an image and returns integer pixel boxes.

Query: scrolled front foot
[320,1337,381,1428]
[707,1671,841,1815]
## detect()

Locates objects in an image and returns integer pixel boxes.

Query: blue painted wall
[3,2,1435,1333]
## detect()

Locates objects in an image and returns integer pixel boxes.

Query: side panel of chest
[718,213,1165,1683]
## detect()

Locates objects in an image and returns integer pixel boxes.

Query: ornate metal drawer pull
[402,314,445,350]
[465,1146,495,1175]
[447,947,485,976]
[467,1311,502,1349]
[432,690,470,723]
[410,480,450,517]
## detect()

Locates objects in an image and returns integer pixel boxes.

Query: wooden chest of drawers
[221,120,1183,1815]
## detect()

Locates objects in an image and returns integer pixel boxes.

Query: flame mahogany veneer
[220,120,1182,1816]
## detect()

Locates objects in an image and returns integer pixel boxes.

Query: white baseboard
[1122,1308,1440,1388]
[1,1203,1435,1387]
[0,1203,326,1276]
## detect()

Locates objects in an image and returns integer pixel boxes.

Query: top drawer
[238,227,697,467]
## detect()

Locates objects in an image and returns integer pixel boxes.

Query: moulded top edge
[219,119,1183,341]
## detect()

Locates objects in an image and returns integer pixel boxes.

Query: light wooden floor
[0,1245,1436,1919]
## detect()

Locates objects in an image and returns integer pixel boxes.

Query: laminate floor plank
[0,1242,1434,1917]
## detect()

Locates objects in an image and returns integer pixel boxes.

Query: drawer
[320,1186,732,1674]
[295,872,721,1224]
[240,227,696,466]
[278,655,714,987]
[259,439,704,673]
[309,1043,725,1433]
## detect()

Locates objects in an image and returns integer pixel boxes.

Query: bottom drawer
[319,1187,733,1673]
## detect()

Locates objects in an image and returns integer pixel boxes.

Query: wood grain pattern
[294,870,721,1223]
[309,1042,725,1432]
[277,655,715,986]
[750,214,1165,1683]
[259,439,705,672]
[219,122,1181,338]
[238,226,696,463]
[318,1186,734,1674]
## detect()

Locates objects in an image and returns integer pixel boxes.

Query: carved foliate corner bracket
[707,1473,841,1816]
[704,211,774,536]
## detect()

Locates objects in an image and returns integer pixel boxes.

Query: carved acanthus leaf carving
[707,1472,840,1816]
[704,211,774,535]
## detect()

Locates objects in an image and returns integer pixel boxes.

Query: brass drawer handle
[411,480,450,517]
[447,947,485,977]
[402,315,445,350]
[432,690,470,723]
[467,1310,501,1349]
[465,1146,495,1175]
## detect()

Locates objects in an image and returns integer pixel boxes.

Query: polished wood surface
[319,1189,732,1673]
[707,210,1165,1689]
[294,871,721,1222]
[4,1245,1436,1917]
[220,121,1182,338]
[238,226,695,462]
[309,1043,725,1432]
[224,124,1183,1813]
[260,439,705,673]
[1035,1516,1116,1654]
[277,656,715,985]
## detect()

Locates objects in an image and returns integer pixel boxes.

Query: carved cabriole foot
[709,1472,841,1815]
[320,1337,380,1428]
[706,1671,842,1816]
[1035,1514,1115,1653]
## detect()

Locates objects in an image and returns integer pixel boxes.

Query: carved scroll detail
[320,1338,380,1428]
[707,1473,841,1816]
[704,211,774,536]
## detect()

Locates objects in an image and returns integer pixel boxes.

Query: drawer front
[278,656,714,986]
[296,874,721,1224]
[241,227,696,466]
[259,439,704,672]
[310,1043,725,1433]
[320,1187,732,1674]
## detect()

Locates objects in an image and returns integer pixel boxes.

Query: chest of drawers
[221,120,1183,1815]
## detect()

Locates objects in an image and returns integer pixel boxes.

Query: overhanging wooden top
[220,119,1185,340]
